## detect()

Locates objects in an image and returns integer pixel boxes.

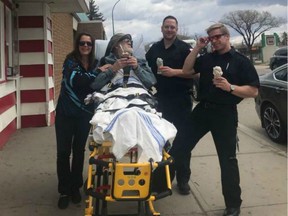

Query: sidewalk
[0,125,287,216]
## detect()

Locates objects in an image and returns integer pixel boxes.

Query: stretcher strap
[96,185,111,192]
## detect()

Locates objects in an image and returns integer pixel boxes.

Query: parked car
[255,63,287,143]
[269,47,288,70]
[189,76,200,102]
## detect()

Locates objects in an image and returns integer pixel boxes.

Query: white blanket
[89,88,177,162]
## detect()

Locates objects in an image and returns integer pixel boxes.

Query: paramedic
[145,15,194,195]
[170,23,259,216]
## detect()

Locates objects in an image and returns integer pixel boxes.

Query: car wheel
[190,79,199,102]
[261,103,286,143]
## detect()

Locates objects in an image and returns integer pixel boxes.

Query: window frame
[5,6,13,68]
[0,2,5,81]
[274,68,287,82]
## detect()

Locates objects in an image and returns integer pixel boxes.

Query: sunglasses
[208,34,226,41]
[79,41,93,47]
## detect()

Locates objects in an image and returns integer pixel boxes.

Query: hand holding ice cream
[213,66,223,78]
[156,57,163,74]
[119,44,133,58]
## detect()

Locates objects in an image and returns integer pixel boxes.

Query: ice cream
[156,58,163,74]
[213,66,223,78]
[119,44,133,58]
[156,57,163,67]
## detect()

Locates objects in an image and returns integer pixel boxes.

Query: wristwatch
[230,84,235,93]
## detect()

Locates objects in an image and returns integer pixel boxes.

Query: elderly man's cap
[104,33,132,56]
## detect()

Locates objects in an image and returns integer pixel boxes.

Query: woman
[55,32,97,209]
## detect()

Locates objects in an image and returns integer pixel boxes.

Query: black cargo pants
[170,102,242,208]
[55,111,92,195]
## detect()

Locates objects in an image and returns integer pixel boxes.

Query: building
[0,0,105,148]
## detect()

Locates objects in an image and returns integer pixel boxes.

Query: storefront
[0,0,89,148]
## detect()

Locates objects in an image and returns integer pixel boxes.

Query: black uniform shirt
[194,47,260,105]
[146,38,192,96]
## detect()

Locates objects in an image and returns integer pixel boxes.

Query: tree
[220,10,285,61]
[280,32,287,46]
[87,0,105,21]
[178,25,190,38]
[176,34,191,40]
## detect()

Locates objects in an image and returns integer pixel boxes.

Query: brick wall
[52,13,74,102]
[77,22,106,40]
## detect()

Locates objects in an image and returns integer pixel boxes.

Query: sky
[93,0,287,55]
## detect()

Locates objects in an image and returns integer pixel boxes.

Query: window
[6,7,12,68]
[275,67,287,82]
[278,49,287,57]
[0,2,4,81]
[266,35,275,45]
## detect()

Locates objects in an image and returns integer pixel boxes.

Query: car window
[274,68,287,82]
[276,48,287,56]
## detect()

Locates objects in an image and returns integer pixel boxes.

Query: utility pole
[112,0,121,35]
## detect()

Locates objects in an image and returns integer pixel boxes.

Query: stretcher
[84,135,174,216]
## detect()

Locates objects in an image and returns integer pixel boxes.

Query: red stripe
[21,90,46,103]
[21,114,47,127]
[50,111,56,125]
[48,64,54,76]
[19,40,44,52]
[21,88,54,103]
[49,88,55,100]
[48,41,53,53]
[18,16,44,28]
[0,93,16,114]
[0,120,17,149]
[20,65,45,77]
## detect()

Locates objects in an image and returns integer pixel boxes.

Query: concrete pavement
[0,124,287,216]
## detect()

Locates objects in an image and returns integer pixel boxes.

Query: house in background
[0,0,105,148]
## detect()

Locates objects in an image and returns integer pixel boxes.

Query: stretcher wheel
[144,201,153,216]
[137,201,153,216]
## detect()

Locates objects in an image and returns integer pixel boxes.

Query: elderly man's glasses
[79,41,93,47]
[208,34,226,41]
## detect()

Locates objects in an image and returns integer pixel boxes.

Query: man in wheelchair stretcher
[85,33,177,162]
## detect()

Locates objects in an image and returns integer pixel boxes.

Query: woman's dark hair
[66,32,96,70]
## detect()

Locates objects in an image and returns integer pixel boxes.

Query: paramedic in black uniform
[170,23,260,216]
[145,15,193,195]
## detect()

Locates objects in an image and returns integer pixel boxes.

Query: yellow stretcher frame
[84,138,174,216]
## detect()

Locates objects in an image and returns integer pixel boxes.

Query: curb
[238,123,287,156]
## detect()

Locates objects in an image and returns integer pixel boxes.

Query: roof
[16,0,89,13]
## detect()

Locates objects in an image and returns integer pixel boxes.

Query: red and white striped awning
[14,0,89,13]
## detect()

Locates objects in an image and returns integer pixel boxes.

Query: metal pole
[112,0,121,35]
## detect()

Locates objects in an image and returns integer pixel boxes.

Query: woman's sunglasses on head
[79,41,93,47]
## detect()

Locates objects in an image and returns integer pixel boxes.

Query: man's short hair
[206,23,230,35]
[162,15,178,25]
